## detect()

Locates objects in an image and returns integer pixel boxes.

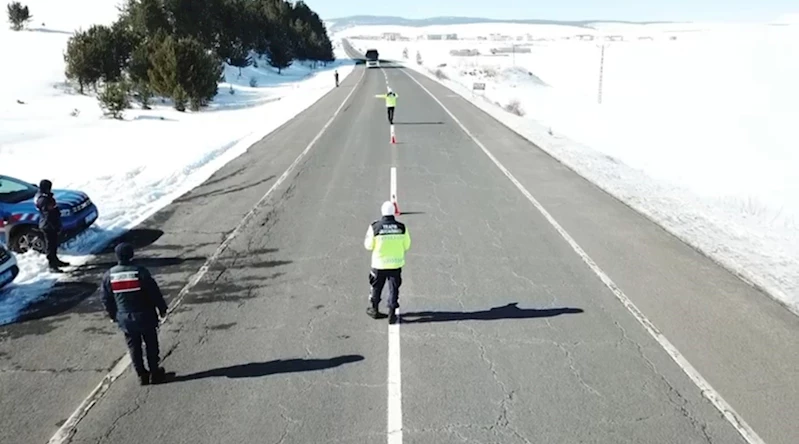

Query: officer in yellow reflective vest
[375,87,398,124]
[364,201,411,323]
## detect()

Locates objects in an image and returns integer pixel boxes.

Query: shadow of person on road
[400,303,583,324]
[165,355,365,383]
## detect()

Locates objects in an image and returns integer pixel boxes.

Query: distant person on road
[334,70,339,87]
[34,179,68,272]
[364,201,411,323]
[101,242,169,386]
[375,87,398,124]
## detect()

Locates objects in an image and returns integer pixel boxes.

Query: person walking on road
[334,69,339,87]
[101,242,169,386]
[364,201,411,323]
[34,179,68,272]
[375,87,398,124]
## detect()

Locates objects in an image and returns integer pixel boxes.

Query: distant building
[490,46,532,54]
[382,32,401,41]
[605,35,624,41]
[445,33,458,40]
[449,49,480,56]
[576,34,595,41]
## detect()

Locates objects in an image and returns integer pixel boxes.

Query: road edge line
[399,68,766,444]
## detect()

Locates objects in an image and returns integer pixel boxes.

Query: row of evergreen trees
[63,0,335,114]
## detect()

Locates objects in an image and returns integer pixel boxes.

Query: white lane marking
[48,67,368,444]
[400,69,767,444]
[387,307,403,444]
[387,166,403,444]
[381,67,390,88]
[390,166,397,203]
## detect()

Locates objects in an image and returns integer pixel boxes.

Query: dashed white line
[390,166,398,204]
[47,67,368,444]
[400,69,766,444]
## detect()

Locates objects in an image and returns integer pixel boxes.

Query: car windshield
[0,176,38,204]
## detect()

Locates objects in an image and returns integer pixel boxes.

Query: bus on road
[365,49,379,68]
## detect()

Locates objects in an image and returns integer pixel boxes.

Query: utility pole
[511,43,516,66]
[597,43,606,105]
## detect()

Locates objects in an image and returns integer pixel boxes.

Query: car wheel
[11,227,46,254]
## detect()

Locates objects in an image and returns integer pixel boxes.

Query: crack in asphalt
[612,319,715,444]
[95,394,145,444]
[273,403,302,444]
[438,264,532,443]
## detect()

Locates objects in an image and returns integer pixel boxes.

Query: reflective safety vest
[375,92,398,107]
[364,216,410,269]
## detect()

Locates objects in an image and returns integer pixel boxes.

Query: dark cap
[39,179,52,192]
[114,242,134,263]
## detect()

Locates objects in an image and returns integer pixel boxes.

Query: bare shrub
[504,99,524,116]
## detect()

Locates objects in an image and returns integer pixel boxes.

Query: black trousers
[369,268,402,309]
[124,327,160,375]
[387,107,395,124]
[43,228,59,266]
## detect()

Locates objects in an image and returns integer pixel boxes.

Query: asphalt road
[1,53,797,444]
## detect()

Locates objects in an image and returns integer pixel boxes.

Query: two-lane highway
[1,54,797,444]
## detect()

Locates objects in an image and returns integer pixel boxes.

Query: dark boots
[367,302,398,323]
[137,367,166,386]
[150,367,166,384]
[366,303,381,319]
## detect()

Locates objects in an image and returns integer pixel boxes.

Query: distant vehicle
[365,49,380,68]
[0,243,18,289]
[0,174,98,254]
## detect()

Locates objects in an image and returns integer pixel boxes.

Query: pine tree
[7,2,32,31]
[147,34,178,98]
[117,0,170,39]
[267,34,293,73]
[224,40,252,77]
[147,34,221,110]
[173,36,222,108]
[98,81,131,119]
[64,28,108,93]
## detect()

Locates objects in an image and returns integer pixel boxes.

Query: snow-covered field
[0,2,354,324]
[342,20,799,314]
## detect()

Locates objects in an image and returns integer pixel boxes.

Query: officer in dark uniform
[334,69,339,87]
[34,179,69,272]
[101,242,169,385]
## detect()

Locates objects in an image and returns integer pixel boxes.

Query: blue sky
[307,0,795,23]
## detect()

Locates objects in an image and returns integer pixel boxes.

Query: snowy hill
[325,14,678,34]
[0,0,353,323]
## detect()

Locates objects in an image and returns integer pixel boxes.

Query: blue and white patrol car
[0,174,99,254]
[0,243,18,289]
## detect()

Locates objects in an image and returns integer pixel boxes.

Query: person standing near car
[101,242,169,385]
[34,179,69,272]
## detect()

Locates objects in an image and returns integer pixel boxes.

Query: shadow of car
[0,174,99,254]
[0,243,19,289]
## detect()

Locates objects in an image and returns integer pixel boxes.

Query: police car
[0,174,99,254]
[0,243,19,289]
